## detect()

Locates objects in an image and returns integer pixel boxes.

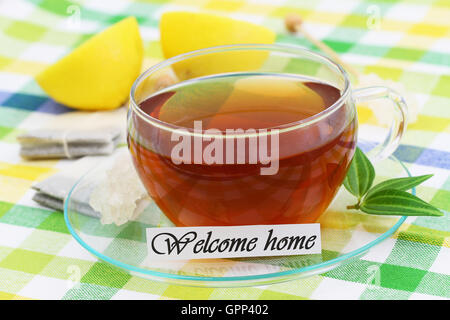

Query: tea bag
[31,155,105,217]
[32,148,151,226]
[18,107,127,159]
[19,128,121,159]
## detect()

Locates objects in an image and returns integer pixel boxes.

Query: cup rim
[129,43,351,137]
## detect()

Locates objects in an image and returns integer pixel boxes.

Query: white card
[146,224,321,260]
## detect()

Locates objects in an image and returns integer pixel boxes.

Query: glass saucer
[64,154,409,287]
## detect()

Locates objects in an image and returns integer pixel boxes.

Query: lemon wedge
[36,17,143,110]
[160,12,276,79]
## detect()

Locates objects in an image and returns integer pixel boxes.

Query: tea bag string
[59,111,102,159]
[61,129,72,159]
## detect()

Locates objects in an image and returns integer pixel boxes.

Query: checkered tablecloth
[0,0,449,300]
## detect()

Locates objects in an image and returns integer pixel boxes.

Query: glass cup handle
[353,86,408,162]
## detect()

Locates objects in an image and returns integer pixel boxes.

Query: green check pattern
[0,0,449,300]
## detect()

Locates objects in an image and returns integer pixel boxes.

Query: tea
[128,73,357,226]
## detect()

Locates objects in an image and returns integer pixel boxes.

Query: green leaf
[360,189,443,216]
[343,147,375,199]
[366,174,433,197]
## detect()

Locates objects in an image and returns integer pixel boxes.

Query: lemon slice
[226,75,325,114]
[36,17,143,110]
[160,12,275,79]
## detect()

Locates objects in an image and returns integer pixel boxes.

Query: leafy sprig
[344,147,443,217]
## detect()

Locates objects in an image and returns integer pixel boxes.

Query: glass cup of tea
[128,44,407,227]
